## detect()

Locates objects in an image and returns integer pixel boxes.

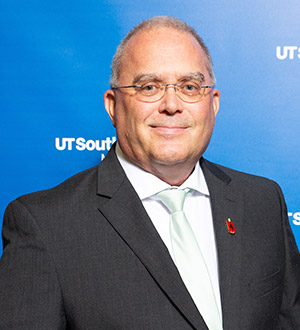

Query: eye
[185,85,196,91]
[180,81,201,95]
[143,84,156,91]
[139,82,160,95]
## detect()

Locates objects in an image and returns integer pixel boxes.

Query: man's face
[104,27,220,175]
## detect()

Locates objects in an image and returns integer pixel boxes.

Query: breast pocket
[250,269,282,298]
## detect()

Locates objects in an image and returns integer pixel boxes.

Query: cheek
[194,104,216,126]
[114,100,154,138]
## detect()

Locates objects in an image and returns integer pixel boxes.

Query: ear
[104,89,117,127]
[212,88,220,117]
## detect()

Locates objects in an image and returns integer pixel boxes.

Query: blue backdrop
[1,0,300,256]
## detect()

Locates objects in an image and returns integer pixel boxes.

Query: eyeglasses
[112,81,214,103]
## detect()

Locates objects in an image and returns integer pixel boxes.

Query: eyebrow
[179,72,205,83]
[132,72,205,85]
[132,73,162,85]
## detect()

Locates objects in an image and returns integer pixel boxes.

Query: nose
[158,85,184,114]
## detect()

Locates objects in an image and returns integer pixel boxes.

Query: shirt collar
[116,143,210,200]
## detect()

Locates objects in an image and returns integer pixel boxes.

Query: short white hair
[110,16,216,88]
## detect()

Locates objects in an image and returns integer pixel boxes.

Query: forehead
[119,27,208,82]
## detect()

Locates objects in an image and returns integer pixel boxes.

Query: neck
[143,161,197,186]
[116,143,198,186]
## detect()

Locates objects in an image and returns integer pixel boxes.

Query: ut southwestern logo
[276,46,300,60]
[55,136,116,159]
[288,212,300,226]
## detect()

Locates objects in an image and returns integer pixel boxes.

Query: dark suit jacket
[1,145,300,330]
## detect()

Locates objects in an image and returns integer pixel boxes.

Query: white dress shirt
[115,143,222,319]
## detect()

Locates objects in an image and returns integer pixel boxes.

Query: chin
[152,150,190,166]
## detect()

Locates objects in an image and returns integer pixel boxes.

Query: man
[0,16,299,330]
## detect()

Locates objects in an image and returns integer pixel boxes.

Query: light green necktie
[157,188,223,330]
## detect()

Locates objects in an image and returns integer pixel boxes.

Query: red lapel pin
[226,218,236,235]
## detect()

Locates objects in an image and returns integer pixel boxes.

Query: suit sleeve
[276,184,300,328]
[0,199,66,330]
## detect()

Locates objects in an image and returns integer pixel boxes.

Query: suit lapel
[96,147,208,330]
[201,159,243,330]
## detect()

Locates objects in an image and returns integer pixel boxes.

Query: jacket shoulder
[9,165,99,212]
[202,158,280,188]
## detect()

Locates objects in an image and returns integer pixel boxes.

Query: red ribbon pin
[226,218,236,235]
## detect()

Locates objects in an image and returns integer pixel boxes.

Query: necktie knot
[157,188,190,213]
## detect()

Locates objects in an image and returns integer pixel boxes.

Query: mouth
[150,125,189,134]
